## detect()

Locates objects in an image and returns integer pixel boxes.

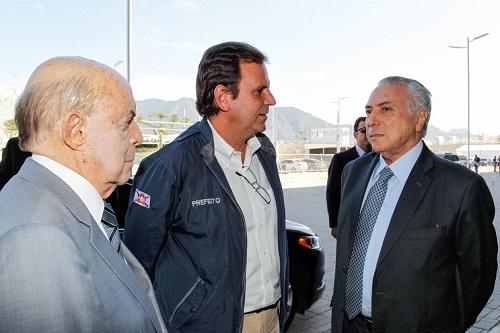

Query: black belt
[244,302,278,315]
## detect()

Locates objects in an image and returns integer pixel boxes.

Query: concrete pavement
[281,169,500,332]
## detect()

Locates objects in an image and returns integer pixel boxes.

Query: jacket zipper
[168,277,204,325]
[206,164,247,332]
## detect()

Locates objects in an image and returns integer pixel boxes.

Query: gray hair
[15,75,98,150]
[378,76,432,137]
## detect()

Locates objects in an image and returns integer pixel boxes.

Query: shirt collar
[31,154,104,224]
[355,144,367,157]
[374,140,423,184]
[208,119,261,171]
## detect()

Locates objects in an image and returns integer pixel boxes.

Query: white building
[309,126,351,146]
[456,144,500,160]
[0,86,18,148]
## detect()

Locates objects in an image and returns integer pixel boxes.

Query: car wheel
[284,280,297,331]
[284,260,313,331]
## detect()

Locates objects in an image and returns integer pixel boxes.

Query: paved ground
[281,169,500,333]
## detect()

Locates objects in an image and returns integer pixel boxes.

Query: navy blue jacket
[124,118,288,332]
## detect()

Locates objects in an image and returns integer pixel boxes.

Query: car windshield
[444,154,459,162]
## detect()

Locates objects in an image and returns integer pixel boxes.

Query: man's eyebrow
[377,101,392,107]
[365,101,392,110]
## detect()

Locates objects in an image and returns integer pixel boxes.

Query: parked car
[280,159,308,172]
[436,153,466,167]
[443,153,459,163]
[114,180,325,331]
[458,155,468,167]
[284,221,326,331]
[300,157,327,171]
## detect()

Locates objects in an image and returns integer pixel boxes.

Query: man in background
[331,76,497,332]
[326,116,371,238]
[0,136,31,190]
[0,56,165,333]
[125,42,288,333]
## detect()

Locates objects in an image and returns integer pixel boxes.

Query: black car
[113,181,325,331]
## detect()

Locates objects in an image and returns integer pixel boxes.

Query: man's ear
[62,112,86,150]
[415,109,428,133]
[214,84,232,112]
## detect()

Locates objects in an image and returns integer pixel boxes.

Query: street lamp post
[113,60,124,70]
[127,0,132,83]
[333,97,348,154]
[449,33,489,169]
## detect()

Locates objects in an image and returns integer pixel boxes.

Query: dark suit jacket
[0,137,31,190]
[331,143,497,333]
[326,146,360,228]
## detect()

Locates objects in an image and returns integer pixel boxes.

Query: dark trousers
[342,314,372,333]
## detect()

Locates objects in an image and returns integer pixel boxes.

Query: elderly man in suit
[326,116,370,238]
[331,76,497,332]
[0,57,165,332]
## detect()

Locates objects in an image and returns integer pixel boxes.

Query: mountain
[136,98,334,143]
[136,98,473,144]
[137,98,199,122]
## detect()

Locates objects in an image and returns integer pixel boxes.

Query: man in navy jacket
[125,42,288,333]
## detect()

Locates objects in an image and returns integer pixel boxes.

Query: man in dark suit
[331,76,497,332]
[326,116,371,238]
[0,136,31,190]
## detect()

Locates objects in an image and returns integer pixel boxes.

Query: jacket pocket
[168,277,206,328]
[408,226,448,241]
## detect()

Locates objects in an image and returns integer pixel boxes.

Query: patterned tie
[101,202,121,252]
[344,166,394,319]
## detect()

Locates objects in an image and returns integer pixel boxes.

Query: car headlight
[298,235,321,250]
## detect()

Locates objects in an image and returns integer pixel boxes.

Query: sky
[1,0,500,135]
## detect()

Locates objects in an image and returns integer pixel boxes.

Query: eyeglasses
[355,127,366,134]
[235,169,272,204]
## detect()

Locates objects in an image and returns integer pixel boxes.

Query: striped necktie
[101,202,121,252]
[344,166,394,319]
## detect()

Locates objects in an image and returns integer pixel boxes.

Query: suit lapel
[345,155,379,252]
[376,146,433,268]
[89,225,163,332]
[19,159,162,332]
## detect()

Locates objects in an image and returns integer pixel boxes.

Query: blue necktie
[101,202,121,253]
[344,166,394,319]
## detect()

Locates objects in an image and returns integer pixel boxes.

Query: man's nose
[130,121,143,146]
[265,89,276,106]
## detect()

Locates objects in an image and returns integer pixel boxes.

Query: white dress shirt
[208,120,280,312]
[355,144,367,157]
[31,154,108,238]
[361,141,423,317]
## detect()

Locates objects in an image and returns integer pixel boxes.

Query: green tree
[3,119,18,137]
[169,114,179,123]
[152,112,166,121]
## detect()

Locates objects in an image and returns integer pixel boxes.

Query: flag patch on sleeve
[133,189,151,208]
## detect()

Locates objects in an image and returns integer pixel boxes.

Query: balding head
[15,56,142,198]
[16,56,130,150]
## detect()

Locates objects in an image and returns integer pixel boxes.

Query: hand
[331,227,338,239]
